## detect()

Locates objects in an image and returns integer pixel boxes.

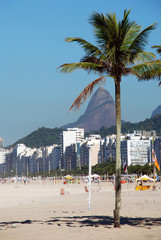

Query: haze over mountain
[10,114,161,149]
[61,87,116,132]
[8,87,161,148]
[151,105,161,118]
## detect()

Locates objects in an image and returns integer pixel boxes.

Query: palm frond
[152,45,161,54]
[80,55,111,74]
[65,37,105,59]
[69,76,105,111]
[131,60,161,80]
[121,9,131,25]
[133,51,156,63]
[121,22,141,52]
[58,62,104,74]
[89,12,118,53]
[128,23,156,61]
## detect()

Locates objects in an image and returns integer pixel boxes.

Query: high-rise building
[50,146,61,170]
[99,132,152,166]
[121,137,150,166]
[80,135,101,167]
[59,128,84,169]
[0,147,9,173]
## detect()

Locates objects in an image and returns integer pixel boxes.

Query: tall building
[80,135,101,167]
[99,132,152,166]
[65,144,77,170]
[59,128,84,169]
[32,148,43,173]
[99,135,116,163]
[50,146,61,170]
[0,147,9,173]
[121,137,150,166]
[42,145,55,172]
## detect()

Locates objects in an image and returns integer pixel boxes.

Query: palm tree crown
[59,9,161,108]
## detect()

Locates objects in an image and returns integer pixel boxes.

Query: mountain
[89,114,161,138]
[9,127,63,148]
[151,105,161,118]
[61,87,116,132]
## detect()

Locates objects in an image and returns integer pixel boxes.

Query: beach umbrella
[64,175,73,179]
[92,174,100,178]
[11,177,17,181]
[87,174,100,178]
[136,175,154,182]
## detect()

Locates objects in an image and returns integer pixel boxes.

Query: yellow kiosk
[135,175,154,191]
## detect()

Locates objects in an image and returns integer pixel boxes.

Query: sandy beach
[0,179,161,240]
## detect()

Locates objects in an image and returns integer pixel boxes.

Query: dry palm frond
[152,45,161,54]
[69,76,105,111]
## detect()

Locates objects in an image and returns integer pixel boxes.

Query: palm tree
[58,9,161,227]
[152,45,161,85]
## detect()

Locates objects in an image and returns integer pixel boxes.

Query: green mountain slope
[87,114,161,138]
[11,127,63,148]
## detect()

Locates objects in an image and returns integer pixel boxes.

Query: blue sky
[0,0,160,146]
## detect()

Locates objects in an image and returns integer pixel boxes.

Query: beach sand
[0,179,161,240]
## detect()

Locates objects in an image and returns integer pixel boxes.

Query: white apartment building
[61,128,84,153]
[121,135,151,166]
[60,128,84,169]
[50,145,61,170]
[0,148,8,164]
[89,143,100,166]
[16,144,27,155]
[80,134,101,166]
[99,132,152,166]
[17,144,37,175]
[0,147,9,173]
[86,135,102,164]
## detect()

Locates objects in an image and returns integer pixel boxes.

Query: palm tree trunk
[114,80,121,228]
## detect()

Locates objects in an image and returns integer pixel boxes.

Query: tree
[152,45,161,85]
[58,10,161,227]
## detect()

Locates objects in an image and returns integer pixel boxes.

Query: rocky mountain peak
[151,105,161,118]
[61,87,116,132]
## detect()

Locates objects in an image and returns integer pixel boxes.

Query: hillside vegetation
[11,127,63,148]
[88,114,161,138]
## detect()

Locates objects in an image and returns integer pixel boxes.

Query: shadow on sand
[1,216,161,229]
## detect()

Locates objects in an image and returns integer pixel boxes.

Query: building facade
[59,128,84,169]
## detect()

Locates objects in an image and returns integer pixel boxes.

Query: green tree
[58,10,161,227]
[152,45,161,85]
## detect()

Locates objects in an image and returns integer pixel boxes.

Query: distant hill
[10,127,63,148]
[88,114,161,138]
[10,114,161,149]
[61,87,116,132]
[151,105,161,118]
